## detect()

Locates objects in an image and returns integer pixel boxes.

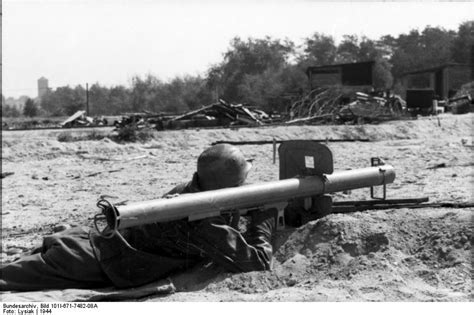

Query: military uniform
[0,173,276,291]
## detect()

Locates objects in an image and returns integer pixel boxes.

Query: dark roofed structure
[403,63,473,99]
[306,61,375,90]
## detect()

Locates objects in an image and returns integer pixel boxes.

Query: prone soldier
[0,144,277,291]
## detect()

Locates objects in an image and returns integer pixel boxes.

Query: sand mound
[191,208,472,301]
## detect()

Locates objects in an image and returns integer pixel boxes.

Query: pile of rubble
[112,91,408,133]
[448,94,472,115]
[114,99,271,131]
[287,87,406,125]
[61,110,109,128]
[286,87,344,125]
[338,92,406,123]
[166,99,270,129]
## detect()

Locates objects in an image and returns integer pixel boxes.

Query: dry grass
[57,130,108,142]
[114,125,157,142]
[57,126,157,143]
[2,116,67,129]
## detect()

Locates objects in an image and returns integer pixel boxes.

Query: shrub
[57,131,76,142]
[454,81,474,98]
[86,130,107,141]
[115,124,155,142]
[135,128,156,142]
[57,130,107,142]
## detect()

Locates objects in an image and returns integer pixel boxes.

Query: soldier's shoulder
[163,182,191,196]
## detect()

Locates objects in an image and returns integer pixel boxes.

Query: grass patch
[57,130,108,142]
[3,116,67,129]
[57,126,156,143]
[57,132,76,142]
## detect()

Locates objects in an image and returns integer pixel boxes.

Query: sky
[2,0,474,98]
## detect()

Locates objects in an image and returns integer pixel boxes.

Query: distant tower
[37,77,49,99]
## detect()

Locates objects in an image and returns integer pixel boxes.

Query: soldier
[0,144,277,291]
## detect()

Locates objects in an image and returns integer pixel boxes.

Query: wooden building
[403,63,473,99]
[306,61,375,90]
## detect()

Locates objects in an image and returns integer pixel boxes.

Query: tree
[127,74,212,114]
[41,86,86,116]
[67,85,87,115]
[208,37,295,102]
[452,21,474,64]
[372,58,393,90]
[40,90,61,115]
[300,33,337,67]
[177,76,213,110]
[89,83,110,115]
[1,104,21,117]
[237,65,308,111]
[357,38,380,61]
[130,74,161,112]
[388,26,456,79]
[237,68,285,110]
[23,98,39,117]
[108,85,132,114]
[150,76,185,113]
[336,35,360,63]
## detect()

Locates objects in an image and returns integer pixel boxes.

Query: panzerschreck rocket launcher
[95,141,396,237]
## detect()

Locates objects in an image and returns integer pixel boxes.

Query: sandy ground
[1,113,473,301]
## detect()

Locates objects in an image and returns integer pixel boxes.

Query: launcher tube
[101,165,395,231]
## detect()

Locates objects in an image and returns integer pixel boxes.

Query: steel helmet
[197,144,252,191]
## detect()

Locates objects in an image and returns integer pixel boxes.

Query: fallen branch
[77,154,113,162]
[122,154,149,161]
[1,172,14,179]
[78,154,150,162]
[426,162,474,170]
[285,114,334,125]
[85,168,124,178]
[427,163,446,169]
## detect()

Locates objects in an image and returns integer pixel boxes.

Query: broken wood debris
[77,154,113,162]
[84,168,124,178]
[61,110,109,128]
[78,154,150,162]
[426,162,474,169]
[427,163,447,169]
[287,87,406,125]
[170,99,267,126]
[112,88,412,132]
[461,138,474,147]
[448,94,472,115]
[114,99,271,132]
[1,172,14,179]
[122,154,149,162]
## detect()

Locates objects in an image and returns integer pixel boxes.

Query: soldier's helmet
[197,144,252,191]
